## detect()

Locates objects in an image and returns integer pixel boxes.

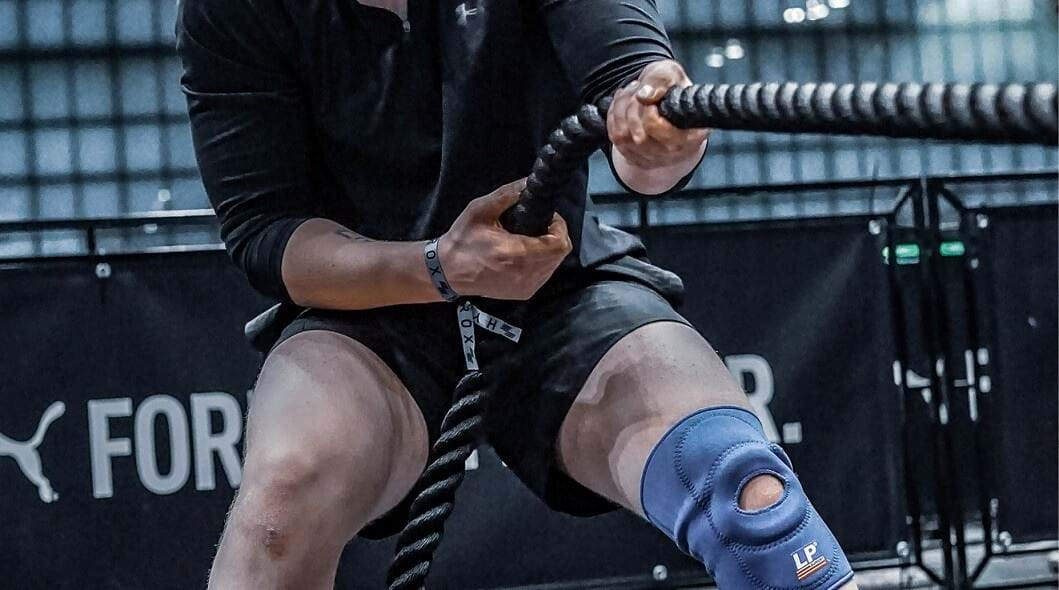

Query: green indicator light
[895,244,920,259]
[940,241,966,257]
[882,243,921,265]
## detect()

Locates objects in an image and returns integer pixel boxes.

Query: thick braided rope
[500,103,610,235]
[660,82,1057,143]
[387,372,487,590]
[502,81,1058,236]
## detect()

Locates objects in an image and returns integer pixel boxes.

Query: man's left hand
[608,60,709,171]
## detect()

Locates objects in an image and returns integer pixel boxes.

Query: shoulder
[176,0,301,77]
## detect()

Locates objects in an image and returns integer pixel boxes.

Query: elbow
[228,238,291,302]
[224,216,311,303]
[278,265,316,309]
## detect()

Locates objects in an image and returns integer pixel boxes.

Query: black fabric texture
[176,0,691,301]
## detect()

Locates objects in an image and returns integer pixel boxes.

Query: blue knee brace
[641,407,853,589]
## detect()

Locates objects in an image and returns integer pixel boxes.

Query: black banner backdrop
[883,202,1058,549]
[984,205,1058,542]
[641,217,905,557]
[0,253,266,589]
[0,208,1053,589]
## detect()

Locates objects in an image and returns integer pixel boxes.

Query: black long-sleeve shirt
[177,0,689,301]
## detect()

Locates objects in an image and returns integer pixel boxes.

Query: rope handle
[501,81,1058,236]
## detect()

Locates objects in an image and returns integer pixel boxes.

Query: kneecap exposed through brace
[641,407,853,589]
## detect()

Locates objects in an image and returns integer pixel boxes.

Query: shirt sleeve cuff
[238,215,314,303]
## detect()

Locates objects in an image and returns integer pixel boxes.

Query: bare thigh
[556,321,748,515]
[208,330,429,590]
[242,330,429,523]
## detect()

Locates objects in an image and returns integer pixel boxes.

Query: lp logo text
[792,540,828,581]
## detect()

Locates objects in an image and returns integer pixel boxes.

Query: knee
[232,447,364,558]
[640,407,854,588]
[248,447,354,505]
[740,473,785,511]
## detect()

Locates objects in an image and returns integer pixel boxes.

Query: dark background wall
[1,204,1054,589]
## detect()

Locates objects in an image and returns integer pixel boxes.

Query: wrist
[425,235,462,302]
[374,240,446,305]
[611,138,707,195]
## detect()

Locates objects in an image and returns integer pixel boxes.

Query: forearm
[535,0,707,195]
[281,218,442,310]
[611,139,707,196]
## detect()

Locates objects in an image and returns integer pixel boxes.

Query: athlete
[177,0,857,588]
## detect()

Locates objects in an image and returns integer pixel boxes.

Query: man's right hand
[439,178,573,300]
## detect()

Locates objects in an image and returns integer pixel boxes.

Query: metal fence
[0,0,1057,257]
[2,171,1054,262]
[0,0,189,223]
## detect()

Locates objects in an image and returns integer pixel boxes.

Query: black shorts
[271,256,689,539]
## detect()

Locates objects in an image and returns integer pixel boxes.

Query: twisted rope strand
[659,82,1057,143]
[500,104,609,235]
[387,372,487,590]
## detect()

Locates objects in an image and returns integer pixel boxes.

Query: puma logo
[1,401,66,503]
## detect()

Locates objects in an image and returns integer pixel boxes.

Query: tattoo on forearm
[335,229,373,242]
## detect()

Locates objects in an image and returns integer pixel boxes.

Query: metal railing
[0,171,1054,265]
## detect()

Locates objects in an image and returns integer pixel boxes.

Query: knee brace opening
[710,441,807,547]
[737,471,788,513]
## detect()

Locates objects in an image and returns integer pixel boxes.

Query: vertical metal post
[885,187,924,576]
[924,181,969,588]
[105,0,130,217]
[910,179,957,589]
[887,182,945,586]
[942,188,998,585]
[14,0,42,254]
[86,225,97,256]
